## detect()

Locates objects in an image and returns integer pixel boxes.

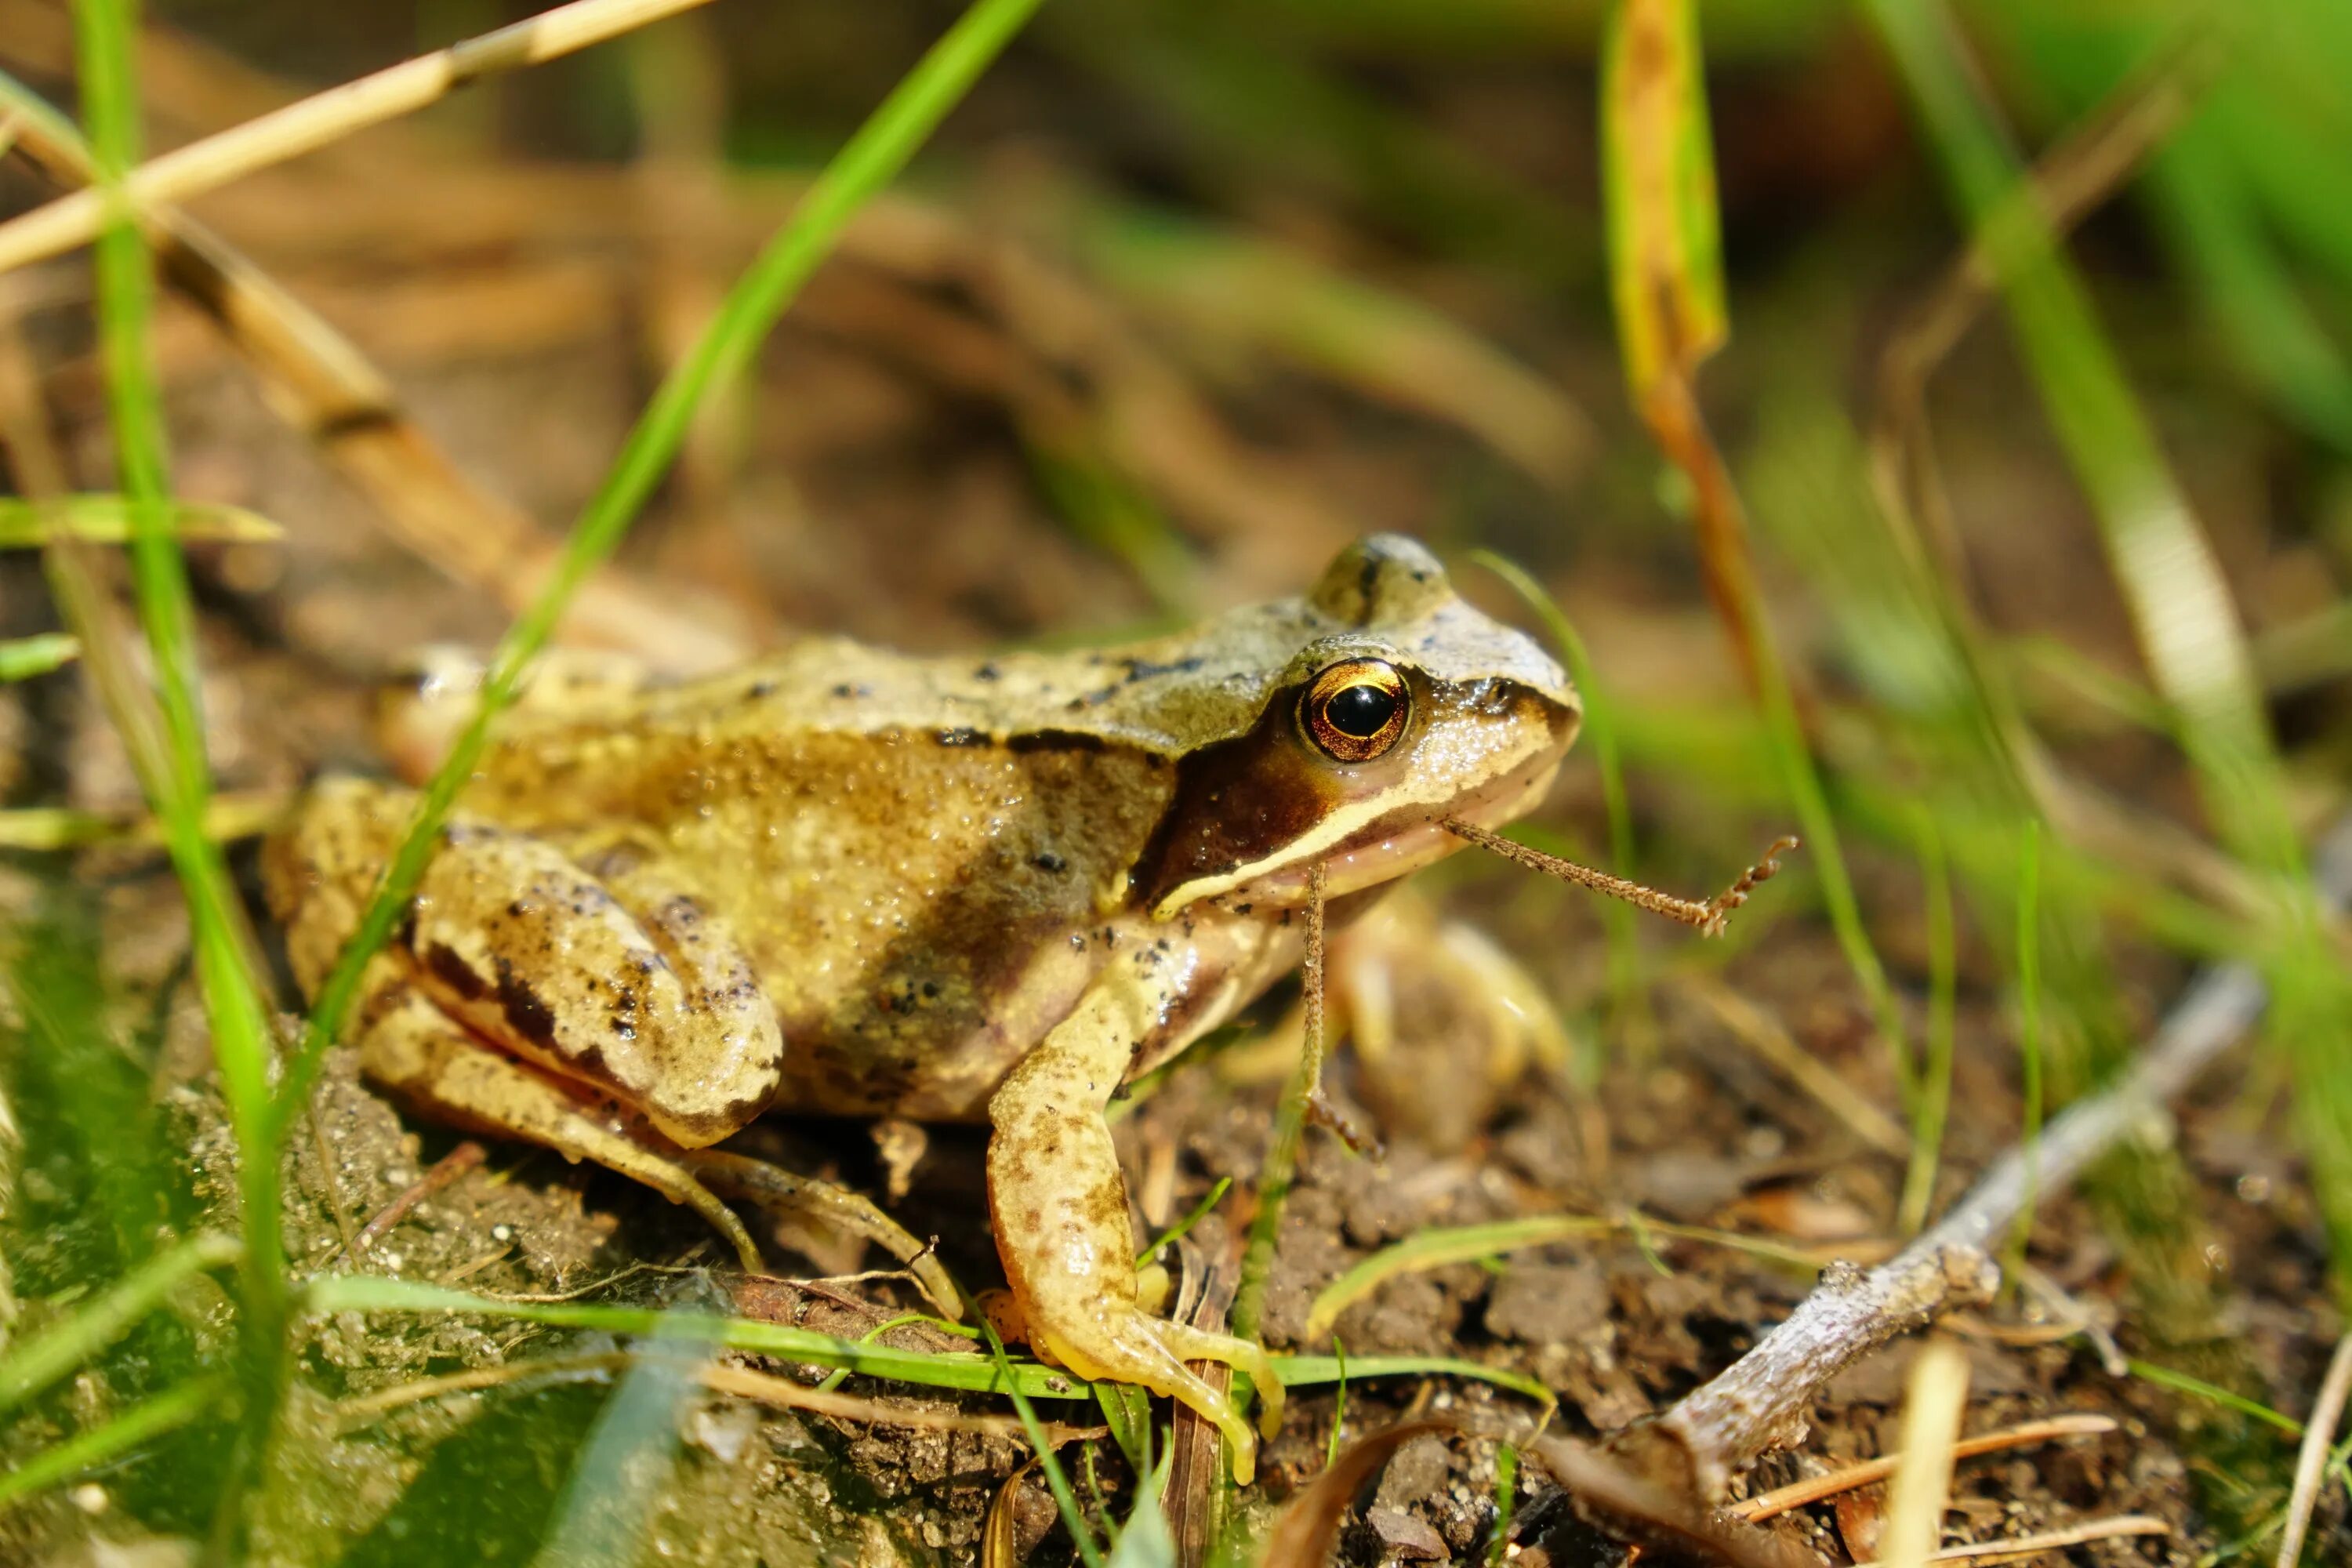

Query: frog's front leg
[986,965,1285,1484]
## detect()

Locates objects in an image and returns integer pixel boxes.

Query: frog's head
[1138,535,1579,918]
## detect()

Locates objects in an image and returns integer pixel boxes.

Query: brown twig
[1609,810,2352,1502]
[1444,818,1796,937]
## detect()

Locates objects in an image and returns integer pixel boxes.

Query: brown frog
[264,535,1580,1480]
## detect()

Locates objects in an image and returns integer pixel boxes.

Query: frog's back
[450,640,1187,1116]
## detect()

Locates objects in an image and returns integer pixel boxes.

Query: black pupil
[1325,681,1399,739]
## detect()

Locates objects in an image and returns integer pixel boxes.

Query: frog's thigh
[985,982,1285,1485]
[358,978,765,1272]
[402,822,784,1149]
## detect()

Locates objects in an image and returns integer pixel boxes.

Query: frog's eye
[1301,658,1409,763]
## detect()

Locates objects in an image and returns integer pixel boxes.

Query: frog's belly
[750,913,1106,1121]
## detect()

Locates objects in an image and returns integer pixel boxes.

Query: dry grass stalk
[1877,1340,1968,1568]
[0,71,746,670]
[0,0,724,277]
[1854,1513,2168,1566]
[1675,973,1910,1156]
[2275,1330,2352,1568]
[1724,1413,2117,1524]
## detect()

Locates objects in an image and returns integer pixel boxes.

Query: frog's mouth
[1216,742,1569,910]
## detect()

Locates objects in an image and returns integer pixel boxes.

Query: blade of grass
[267,0,1053,1141]
[2004,823,2045,1290]
[70,3,290,1547]
[531,1309,710,1568]
[0,1371,228,1511]
[1486,1442,1519,1566]
[1600,1,1915,1103]
[1105,1446,1175,1567]
[985,1317,1106,1568]
[0,632,78,681]
[305,1274,1091,1398]
[2125,1358,2303,1436]
[0,496,278,546]
[1323,1337,1347,1471]
[1898,809,1959,1235]
[0,1233,240,1417]
[0,790,284,851]
[1134,1176,1230,1272]
[1265,1355,1553,1409]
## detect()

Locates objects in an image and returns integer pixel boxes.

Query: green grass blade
[68,0,290,1500]
[303,1275,1094,1398]
[0,1372,229,1511]
[532,1316,708,1568]
[0,633,79,681]
[1486,1442,1518,1566]
[1267,1354,1554,1409]
[985,1318,1105,1568]
[2005,822,2045,1289]
[0,497,280,548]
[0,1234,240,1417]
[1105,1446,1176,1567]
[269,0,1053,1142]
[1898,808,1958,1234]
[2126,1358,2302,1436]
[1305,1211,1828,1341]
[1134,1175,1231,1270]
[1232,870,1327,1363]
[1305,1217,1614,1339]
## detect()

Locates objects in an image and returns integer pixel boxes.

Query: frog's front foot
[985,985,1285,1483]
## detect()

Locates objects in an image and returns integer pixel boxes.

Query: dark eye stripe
[1301,659,1408,762]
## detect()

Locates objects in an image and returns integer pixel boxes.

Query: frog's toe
[1038,1309,1272,1484]
[681,1148,963,1319]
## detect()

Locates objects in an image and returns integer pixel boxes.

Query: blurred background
[2,0,2350,1561]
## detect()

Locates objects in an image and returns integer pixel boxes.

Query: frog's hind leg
[357,979,767,1272]
[985,980,1285,1484]
[681,1149,964,1319]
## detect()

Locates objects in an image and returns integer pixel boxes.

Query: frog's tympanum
[265,535,1579,1479]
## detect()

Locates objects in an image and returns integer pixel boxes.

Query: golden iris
[1301,659,1408,762]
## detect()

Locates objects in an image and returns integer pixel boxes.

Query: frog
[262,533,1581,1482]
